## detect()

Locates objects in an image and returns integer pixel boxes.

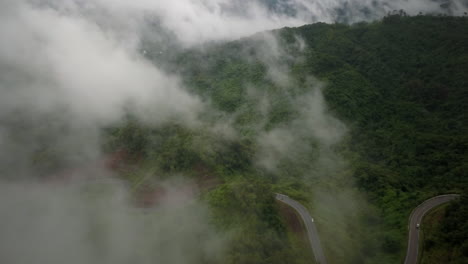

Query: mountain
[110,14,467,263]
[2,2,468,264]
[253,0,467,22]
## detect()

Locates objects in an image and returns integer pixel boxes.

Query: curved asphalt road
[275,193,327,264]
[404,194,459,264]
[84,180,458,264]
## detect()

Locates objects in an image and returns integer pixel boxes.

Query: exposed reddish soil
[43,150,222,209]
[193,163,221,192]
[132,164,221,208]
[104,149,130,170]
[277,201,309,243]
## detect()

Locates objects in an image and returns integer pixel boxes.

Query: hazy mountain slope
[79,14,468,264]
[2,2,467,264]
[173,14,467,197]
[422,195,468,263]
[148,14,467,263]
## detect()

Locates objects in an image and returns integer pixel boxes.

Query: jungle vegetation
[102,14,468,264]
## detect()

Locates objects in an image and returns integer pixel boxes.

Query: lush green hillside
[106,15,468,264]
[422,194,468,264]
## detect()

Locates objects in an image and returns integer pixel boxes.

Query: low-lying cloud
[0,179,225,264]
[65,0,468,45]
[0,2,218,263]
[0,1,206,178]
[1,1,203,124]
[0,0,465,263]
[256,82,347,172]
[24,0,467,47]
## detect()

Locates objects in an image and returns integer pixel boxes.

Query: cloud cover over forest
[0,0,466,263]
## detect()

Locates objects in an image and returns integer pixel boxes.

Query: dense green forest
[103,15,468,264]
[422,195,468,264]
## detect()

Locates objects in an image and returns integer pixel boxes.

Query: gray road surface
[404,194,459,264]
[275,193,327,264]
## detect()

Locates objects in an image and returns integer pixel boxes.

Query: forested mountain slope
[106,15,468,264]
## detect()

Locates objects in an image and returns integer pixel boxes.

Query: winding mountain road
[82,179,460,263]
[275,193,327,264]
[276,193,459,264]
[404,194,459,264]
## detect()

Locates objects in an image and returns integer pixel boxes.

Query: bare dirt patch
[277,200,308,242]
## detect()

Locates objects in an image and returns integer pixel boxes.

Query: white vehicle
[311,217,314,222]
[416,223,420,229]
